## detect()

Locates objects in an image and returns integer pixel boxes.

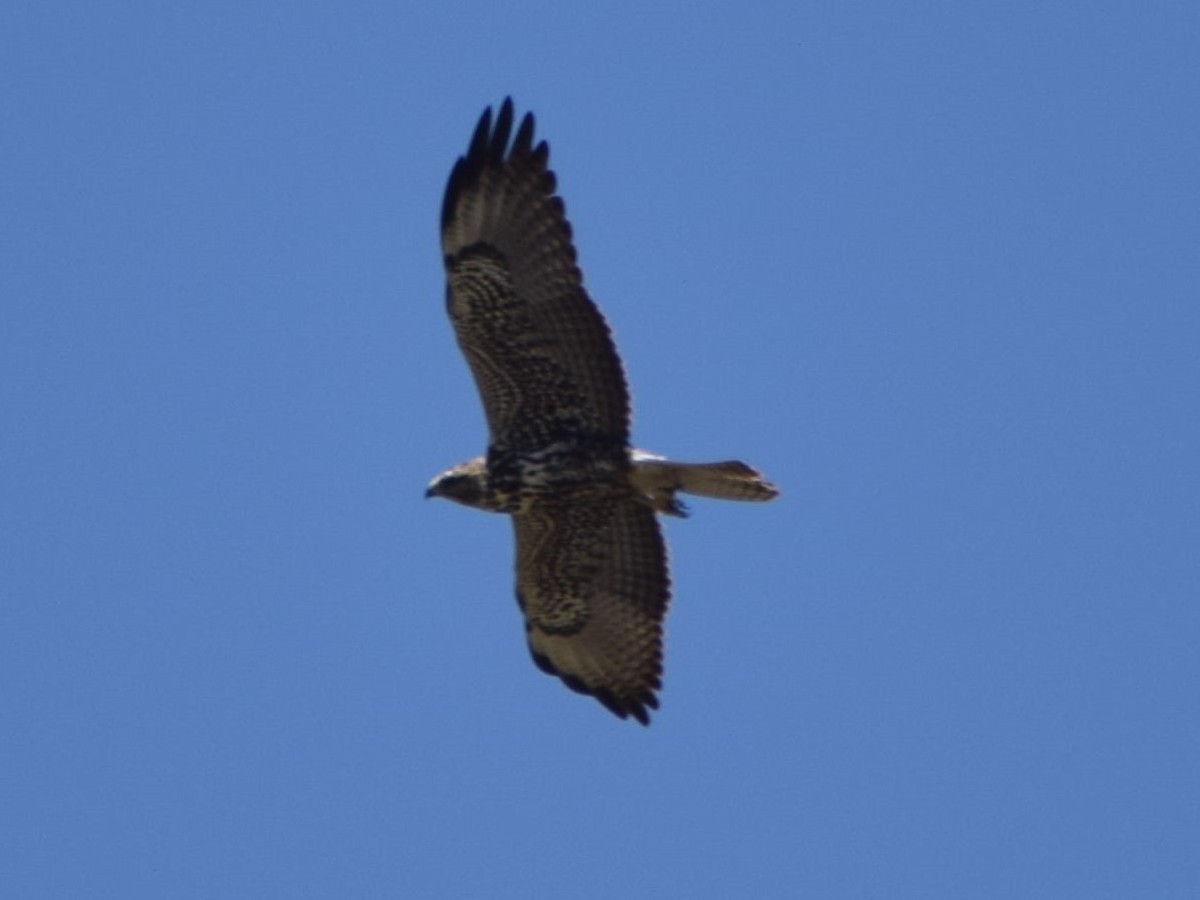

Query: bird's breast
[485,441,626,509]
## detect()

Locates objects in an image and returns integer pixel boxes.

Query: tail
[631,455,779,517]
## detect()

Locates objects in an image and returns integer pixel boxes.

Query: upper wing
[441,99,630,455]
[513,488,669,724]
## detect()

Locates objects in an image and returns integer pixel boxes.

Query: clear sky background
[3,2,1197,898]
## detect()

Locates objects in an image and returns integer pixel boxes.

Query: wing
[513,488,669,724]
[441,99,630,456]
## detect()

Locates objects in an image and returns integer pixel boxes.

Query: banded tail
[630,453,779,518]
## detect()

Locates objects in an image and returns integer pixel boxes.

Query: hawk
[427,99,778,724]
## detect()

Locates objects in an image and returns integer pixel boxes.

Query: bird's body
[428,99,777,724]
[432,451,778,518]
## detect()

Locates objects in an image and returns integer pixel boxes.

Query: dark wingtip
[441,101,494,234]
[442,98,533,235]
[592,686,655,727]
[488,98,515,165]
[440,157,466,235]
[530,649,659,725]
[513,107,536,156]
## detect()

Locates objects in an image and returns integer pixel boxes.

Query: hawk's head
[425,456,488,509]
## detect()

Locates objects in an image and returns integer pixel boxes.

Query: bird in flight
[427,99,778,724]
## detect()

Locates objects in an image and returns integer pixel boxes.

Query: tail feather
[671,460,779,502]
[630,455,779,516]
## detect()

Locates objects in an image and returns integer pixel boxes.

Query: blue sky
[3,2,1198,897]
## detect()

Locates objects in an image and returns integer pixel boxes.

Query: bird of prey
[427,99,778,724]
